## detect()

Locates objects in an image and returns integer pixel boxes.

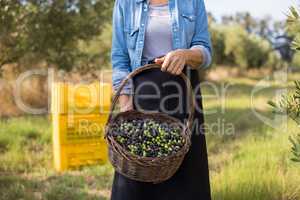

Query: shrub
[209,24,277,69]
[209,25,227,65]
[223,25,249,68]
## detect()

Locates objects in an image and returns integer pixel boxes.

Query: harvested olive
[110,118,184,158]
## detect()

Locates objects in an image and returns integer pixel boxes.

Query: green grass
[0,116,113,200]
[0,72,299,199]
[204,74,300,200]
[209,123,300,200]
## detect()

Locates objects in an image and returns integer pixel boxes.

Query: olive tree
[269,6,300,162]
[0,0,113,71]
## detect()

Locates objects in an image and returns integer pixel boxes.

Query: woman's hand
[119,95,133,112]
[155,49,187,75]
[154,48,204,75]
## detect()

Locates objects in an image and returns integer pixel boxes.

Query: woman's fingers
[154,56,165,65]
[161,53,172,72]
[170,58,181,74]
[171,60,184,75]
[165,59,176,74]
[160,50,186,75]
[165,57,184,75]
[175,60,185,75]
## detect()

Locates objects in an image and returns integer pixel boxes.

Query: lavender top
[142,3,210,66]
[142,3,173,61]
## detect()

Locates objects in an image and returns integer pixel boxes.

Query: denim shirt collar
[135,0,146,3]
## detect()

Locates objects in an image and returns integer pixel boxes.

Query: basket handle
[107,64,195,132]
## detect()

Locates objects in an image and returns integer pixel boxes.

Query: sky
[205,0,299,21]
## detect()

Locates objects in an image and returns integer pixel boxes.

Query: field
[0,70,300,200]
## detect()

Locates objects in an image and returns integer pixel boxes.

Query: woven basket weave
[105,64,195,183]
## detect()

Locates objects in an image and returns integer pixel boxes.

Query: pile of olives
[109,119,184,158]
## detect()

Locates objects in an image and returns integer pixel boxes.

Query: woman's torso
[116,0,202,70]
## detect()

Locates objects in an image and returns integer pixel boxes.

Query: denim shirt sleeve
[111,0,132,95]
[190,0,212,68]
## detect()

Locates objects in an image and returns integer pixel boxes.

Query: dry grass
[0,63,112,117]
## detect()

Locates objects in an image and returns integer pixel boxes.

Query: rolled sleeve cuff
[191,45,212,68]
[113,83,133,95]
[112,69,133,95]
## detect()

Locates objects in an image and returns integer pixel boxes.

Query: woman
[111,0,212,199]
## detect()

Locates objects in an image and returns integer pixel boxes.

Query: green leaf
[291,158,300,162]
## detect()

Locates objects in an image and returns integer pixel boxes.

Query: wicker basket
[105,64,195,183]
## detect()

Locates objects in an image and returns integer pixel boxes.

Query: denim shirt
[111,0,212,94]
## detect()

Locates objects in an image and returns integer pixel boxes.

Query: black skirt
[111,67,211,200]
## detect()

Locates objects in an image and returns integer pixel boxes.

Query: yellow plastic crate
[51,81,112,172]
[52,114,109,145]
[51,82,112,115]
[53,141,108,171]
[52,114,109,171]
